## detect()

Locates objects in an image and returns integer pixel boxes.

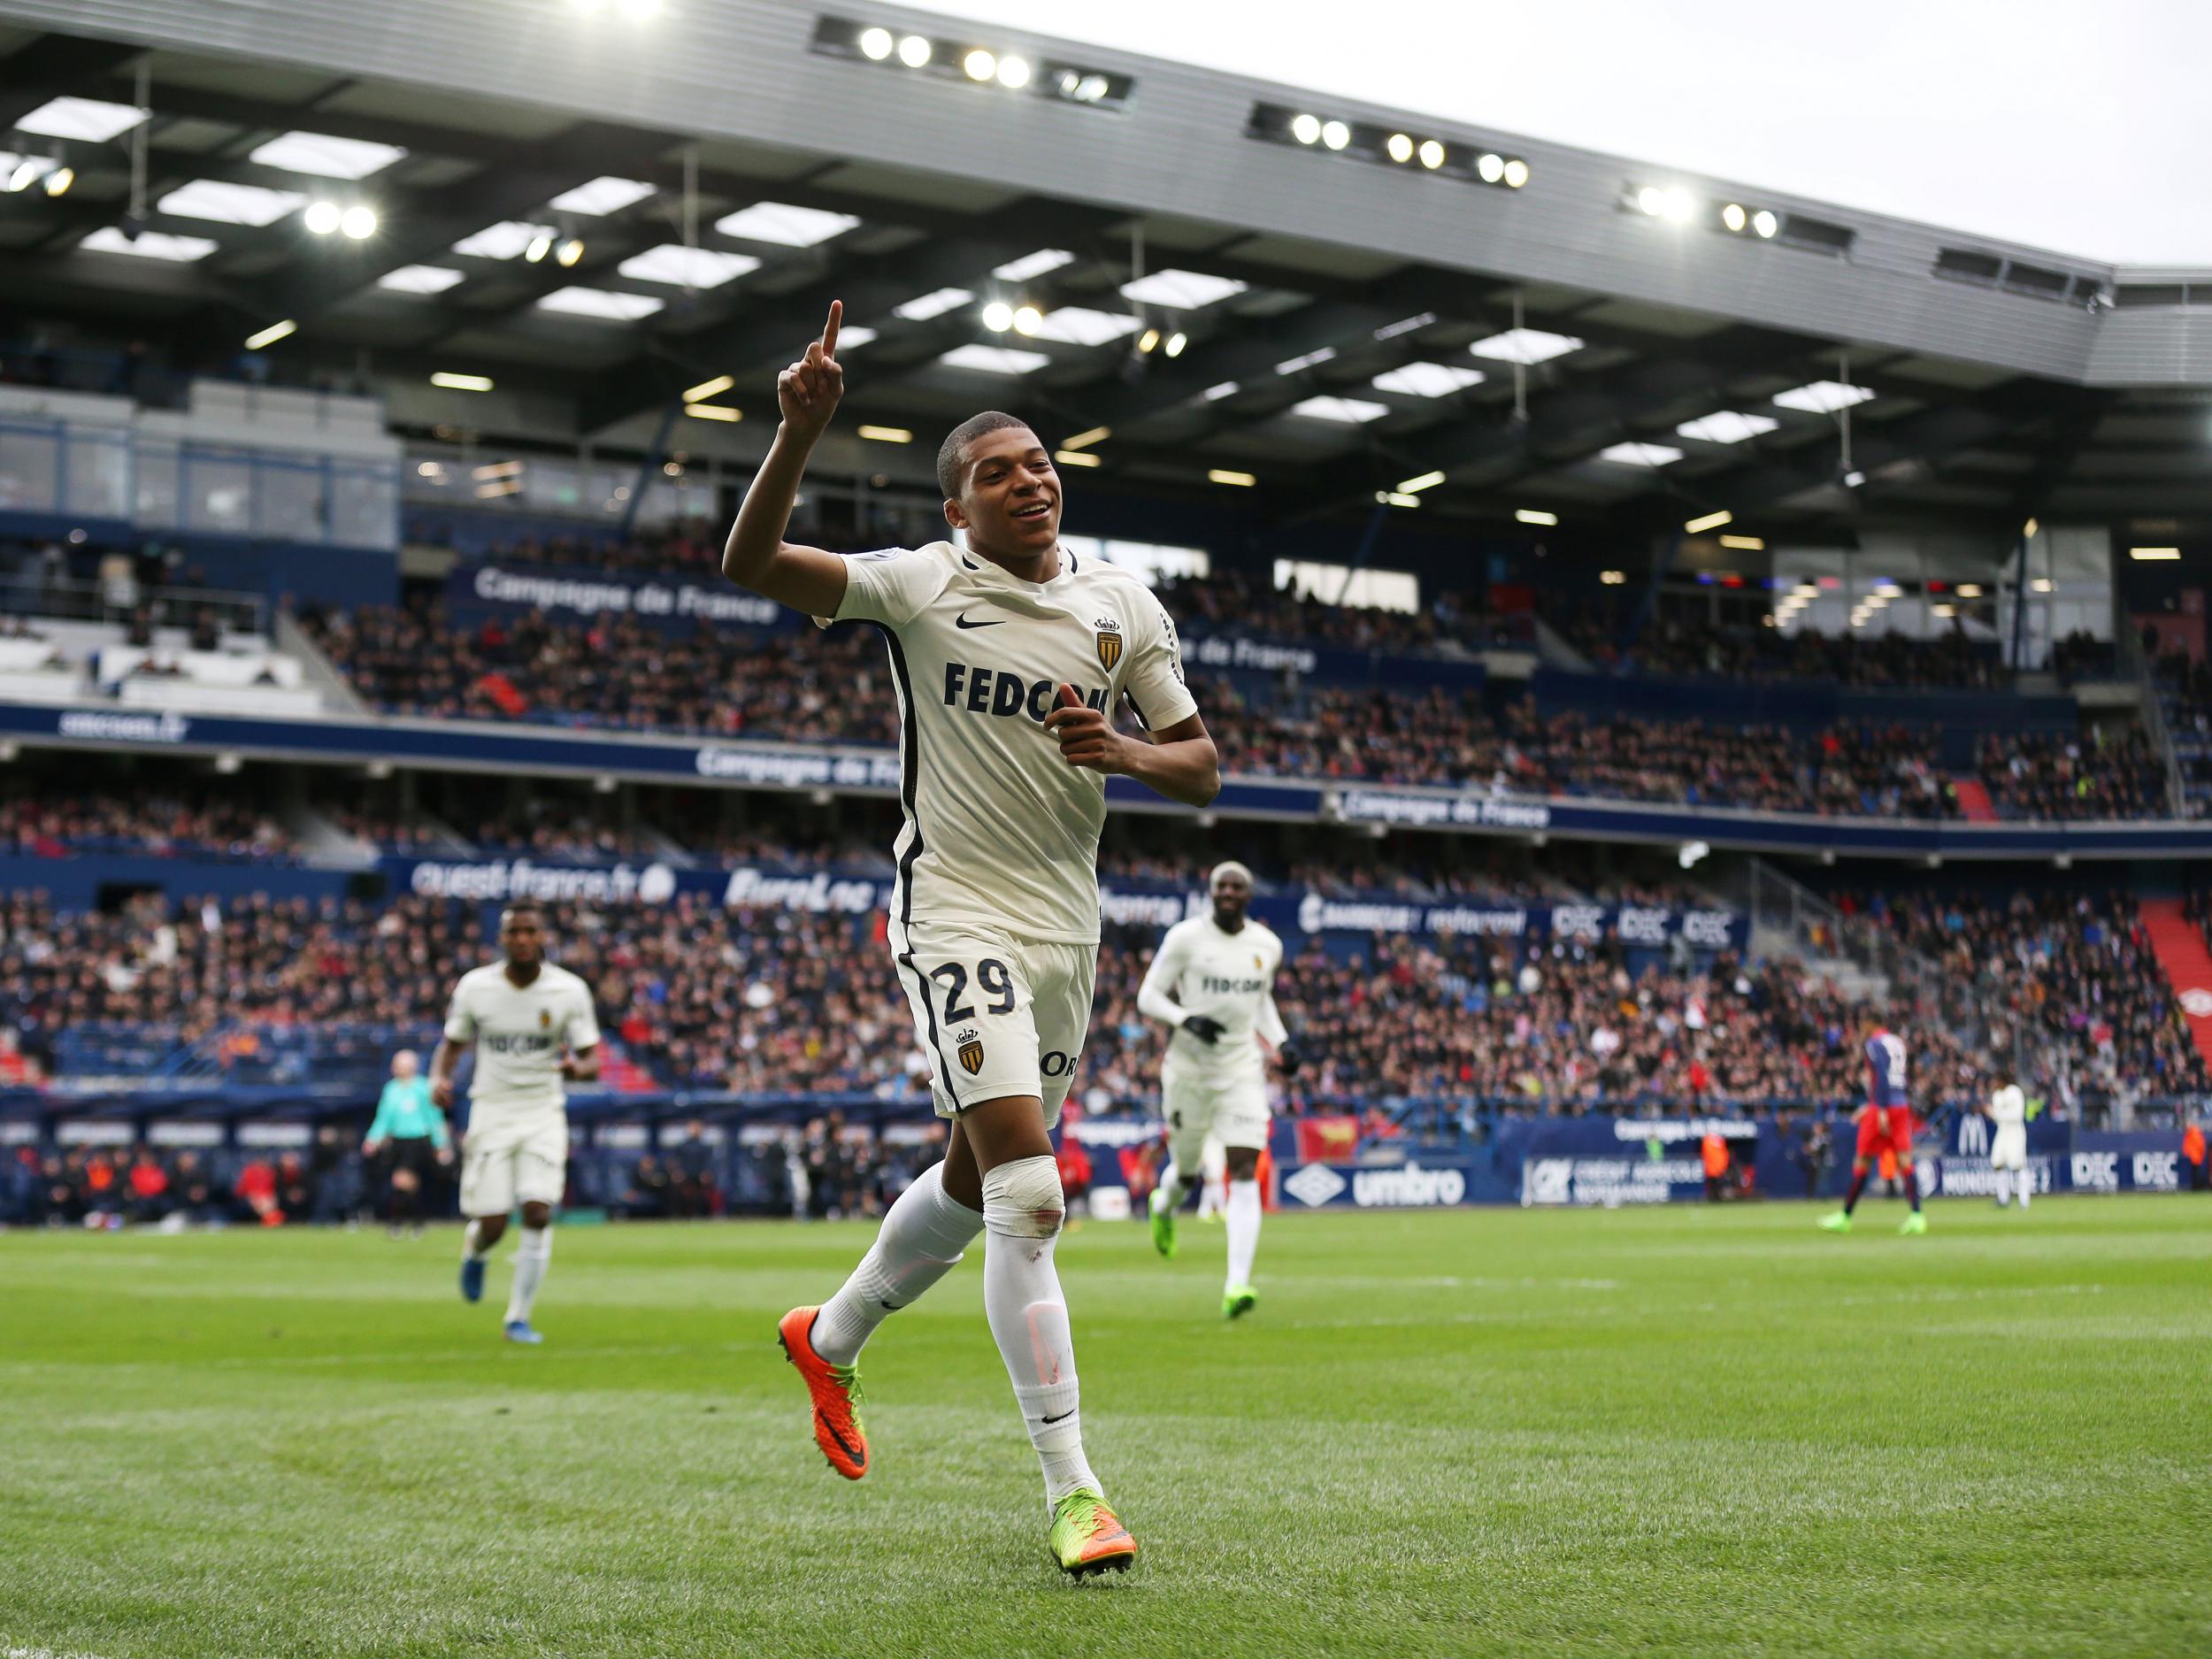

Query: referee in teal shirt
[365,1049,451,1235]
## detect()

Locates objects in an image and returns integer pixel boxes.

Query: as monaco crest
[1095,629,1122,671]
[957,1033,986,1075]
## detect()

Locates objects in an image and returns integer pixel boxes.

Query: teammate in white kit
[431,901,600,1344]
[1985,1077,2032,1210]
[720,303,1220,1577]
[1137,863,1297,1317]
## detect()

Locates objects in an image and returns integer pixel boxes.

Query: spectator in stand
[0,1028,39,1087]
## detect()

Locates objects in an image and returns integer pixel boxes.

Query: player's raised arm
[721,301,854,617]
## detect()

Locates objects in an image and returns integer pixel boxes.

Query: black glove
[1276,1042,1302,1077]
[1182,1013,1225,1046]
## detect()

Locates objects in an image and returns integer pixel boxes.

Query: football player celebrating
[721,303,1219,1576]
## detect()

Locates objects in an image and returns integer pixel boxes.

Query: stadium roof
[2,4,2208,536]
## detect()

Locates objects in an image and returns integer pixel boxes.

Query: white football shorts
[891,918,1095,1130]
[459,1112,569,1216]
[1989,1125,2029,1171]
[1161,1052,1271,1166]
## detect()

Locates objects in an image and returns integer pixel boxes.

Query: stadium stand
[293,601,2196,818]
[0,783,296,863]
[4,854,2199,1117]
[302,601,900,744]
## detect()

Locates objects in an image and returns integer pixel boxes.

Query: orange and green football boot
[1048,1488,1137,1578]
[777,1306,868,1479]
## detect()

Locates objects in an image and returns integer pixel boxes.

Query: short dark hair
[500,900,544,926]
[936,411,1036,499]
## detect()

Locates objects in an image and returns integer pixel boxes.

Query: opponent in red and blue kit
[1819,1013,1928,1235]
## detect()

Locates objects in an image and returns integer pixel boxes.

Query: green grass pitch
[4,1196,2208,1658]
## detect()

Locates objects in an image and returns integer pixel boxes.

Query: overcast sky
[902,0,2208,266]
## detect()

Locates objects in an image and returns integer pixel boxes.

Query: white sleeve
[442,979,476,1044]
[1257,990,1289,1048]
[818,546,946,629]
[565,982,602,1052]
[1119,595,1200,733]
[1136,928,1194,1027]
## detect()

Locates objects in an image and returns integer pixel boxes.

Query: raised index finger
[821,299,841,360]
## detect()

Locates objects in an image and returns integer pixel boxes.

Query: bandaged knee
[981,1155,1064,1240]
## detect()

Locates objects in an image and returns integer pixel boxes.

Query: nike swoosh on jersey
[954,611,1007,629]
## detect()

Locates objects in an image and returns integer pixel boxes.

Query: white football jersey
[442,960,600,1125]
[825,541,1197,945]
[1137,914,1288,1079]
[1989,1084,2027,1126]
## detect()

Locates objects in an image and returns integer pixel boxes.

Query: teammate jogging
[434,901,601,1342]
[1137,861,1296,1317]
[721,303,1219,1576]
[1819,1014,1926,1235]
[1986,1074,2032,1210]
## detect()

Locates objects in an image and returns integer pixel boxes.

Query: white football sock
[982,1155,1098,1509]
[1152,1160,1187,1212]
[2018,1167,2032,1209]
[1225,1178,1262,1289]
[811,1163,983,1367]
[462,1218,494,1263]
[504,1225,550,1325]
[1996,1182,2011,1208]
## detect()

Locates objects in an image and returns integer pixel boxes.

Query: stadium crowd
[2157,648,2211,818]
[0,788,296,863]
[1210,687,1960,817]
[6,877,2190,1113]
[1571,615,2010,690]
[1975,728,2170,821]
[1837,889,2210,1106]
[301,601,899,745]
[306,604,2185,820]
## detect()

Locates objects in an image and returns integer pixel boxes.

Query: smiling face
[1210,866,1252,926]
[943,423,1062,564]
